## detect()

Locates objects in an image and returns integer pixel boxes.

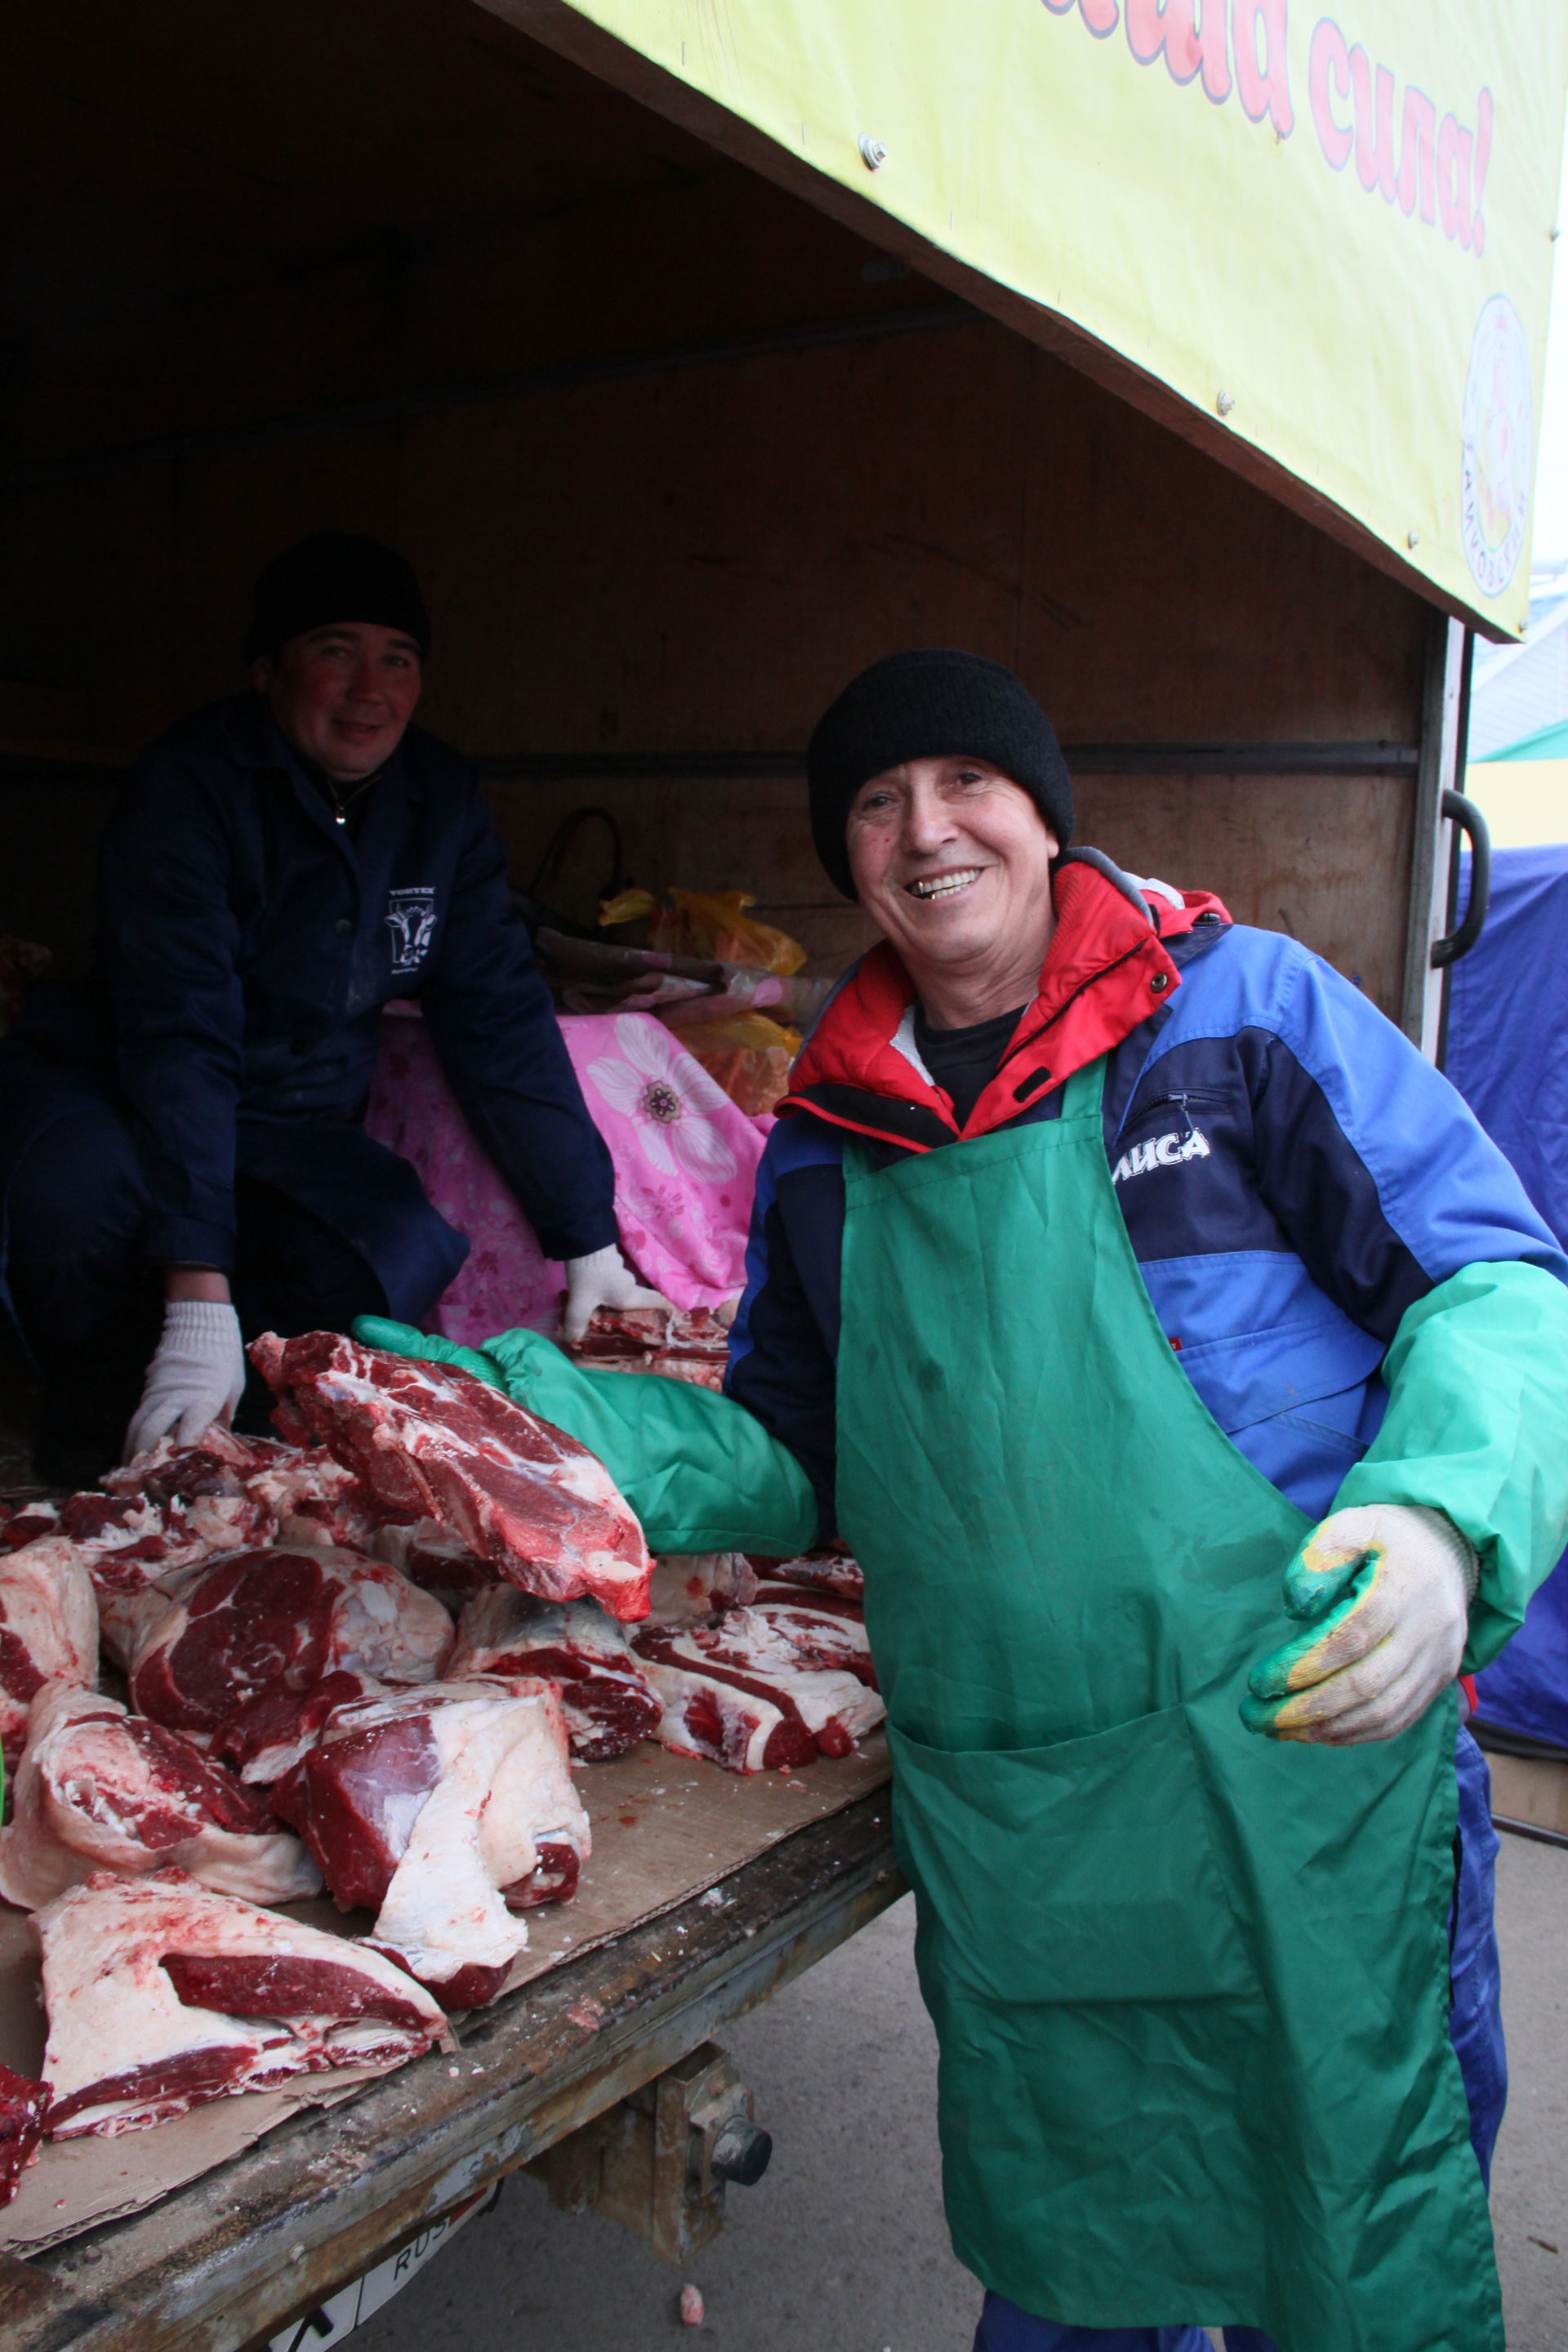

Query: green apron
[834,1059,1501,2352]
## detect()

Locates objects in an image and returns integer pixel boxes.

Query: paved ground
[359,1828,1568,2352]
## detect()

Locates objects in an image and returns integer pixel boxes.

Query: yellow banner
[553,0,1567,635]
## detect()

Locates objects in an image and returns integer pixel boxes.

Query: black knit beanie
[807,649,1073,899]
[245,532,432,662]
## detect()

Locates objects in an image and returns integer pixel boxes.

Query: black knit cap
[245,532,432,662]
[806,649,1073,899]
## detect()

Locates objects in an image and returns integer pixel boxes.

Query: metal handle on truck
[1430,790,1491,969]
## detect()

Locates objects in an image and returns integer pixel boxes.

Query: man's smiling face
[253,621,423,784]
[845,755,1058,996]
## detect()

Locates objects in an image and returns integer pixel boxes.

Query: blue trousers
[971,1728,1506,2352]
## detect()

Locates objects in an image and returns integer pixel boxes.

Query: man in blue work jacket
[0,532,657,1484]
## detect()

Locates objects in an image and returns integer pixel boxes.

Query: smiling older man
[0,532,657,1481]
[361,648,1568,2352]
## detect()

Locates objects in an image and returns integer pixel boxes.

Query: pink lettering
[1471,87,1492,256]
[1232,0,1293,136]
[1042,0,1121,36]
[1309,19,1353,170]
[1350,48,1396,200]
[1396,88,1436,224]
[1438,110,1473,247]
[1125,0,1230,104]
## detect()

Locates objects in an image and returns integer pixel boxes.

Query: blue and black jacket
[726,857,1568,1543]
[8,693,616,1303]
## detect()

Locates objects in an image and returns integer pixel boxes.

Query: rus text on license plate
[267,2182,501,2350]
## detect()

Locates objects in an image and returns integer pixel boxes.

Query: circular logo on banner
[1460,294,1533,600]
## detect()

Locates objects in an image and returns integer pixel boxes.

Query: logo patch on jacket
[385,888,438,974]
[1112,1127,1211,1184]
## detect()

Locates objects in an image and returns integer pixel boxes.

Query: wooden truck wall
[1,0,1434,1015]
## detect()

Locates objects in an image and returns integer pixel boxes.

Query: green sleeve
[1329,1260,1568,1671]
[352,1316,818,1559]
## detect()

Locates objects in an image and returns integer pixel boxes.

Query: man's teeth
[907,869,982,899]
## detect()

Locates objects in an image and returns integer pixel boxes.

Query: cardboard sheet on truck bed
[0,1732,890,2253]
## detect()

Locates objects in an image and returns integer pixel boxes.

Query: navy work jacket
[80,693,615,1282]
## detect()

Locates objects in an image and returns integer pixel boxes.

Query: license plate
[268,2182,500,2350]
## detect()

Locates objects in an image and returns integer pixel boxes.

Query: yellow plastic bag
[598,888,659,930]
[666,1008,803,1118]
[648,891,807,977]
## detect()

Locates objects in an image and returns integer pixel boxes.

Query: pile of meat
[0,1328,880,2189]
[570,1304,732,1392]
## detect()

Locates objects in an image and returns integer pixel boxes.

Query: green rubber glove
[351,1316,817,1558]
[353,1318,503,1388]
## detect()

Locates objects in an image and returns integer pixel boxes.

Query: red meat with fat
[252,1330,651,1620]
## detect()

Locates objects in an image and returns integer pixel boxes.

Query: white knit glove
[560,1244,668,1346]
[123,1301,247,1462]
[1243,1502,1479,1744]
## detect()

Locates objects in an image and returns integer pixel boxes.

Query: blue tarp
[1448,844,1568,1747]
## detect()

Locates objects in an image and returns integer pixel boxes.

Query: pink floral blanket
[365,1007,770,1344]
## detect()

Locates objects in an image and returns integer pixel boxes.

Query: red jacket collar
[782,862,1230,1149]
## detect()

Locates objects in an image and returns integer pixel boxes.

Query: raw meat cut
[746,1550,865,1605]
[0,1498,60,1553]
[746,1597,878,1689]
[273,1680,590,2009]
[95,1572,199,1677]
[217,1669,389,1785]
[0,2063,48,2207]
[250,1454,390,1554]
[448,1587,661,1760]
[646,1552,757,1626]
[35,1869,452,2138]
[0,1682,318,1909]
[0,1539,98,1767]
[130,1546,452,1741]
[252,1330,652,1620]
[572,1304,730,1392]
[634,1610,884,1772]
[109,1430,391,1556]
[375,1519,498,1612]
[60,1455,276,1599]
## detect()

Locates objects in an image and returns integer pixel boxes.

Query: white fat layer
[38,1867,451,2124]
[645,1554,756,1626]
[637,1659,779,1773]
[450,1588,636,1675]
[373,1693,587,1984]
[0,1684,319,1911]
[0,1542,100,1757]
[660,1615,884,1741]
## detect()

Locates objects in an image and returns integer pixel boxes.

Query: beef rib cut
[0,1539,98,1768]
[743,1597,877,1687]
[0,2062,48,2207]
[634,1610,884,1772]
[252,1330,651,1620]
[273,1680,590,2009]
[36,1868,452,2138]
[129,1546,452,1741]
[0,1682,318,1910]
[448,1587,661,1760]
[572,1306,731,1389]
[746,1550,865,1605]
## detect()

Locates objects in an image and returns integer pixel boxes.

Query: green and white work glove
[560,1243,667,1345]
[1241,1502,1479,1744]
